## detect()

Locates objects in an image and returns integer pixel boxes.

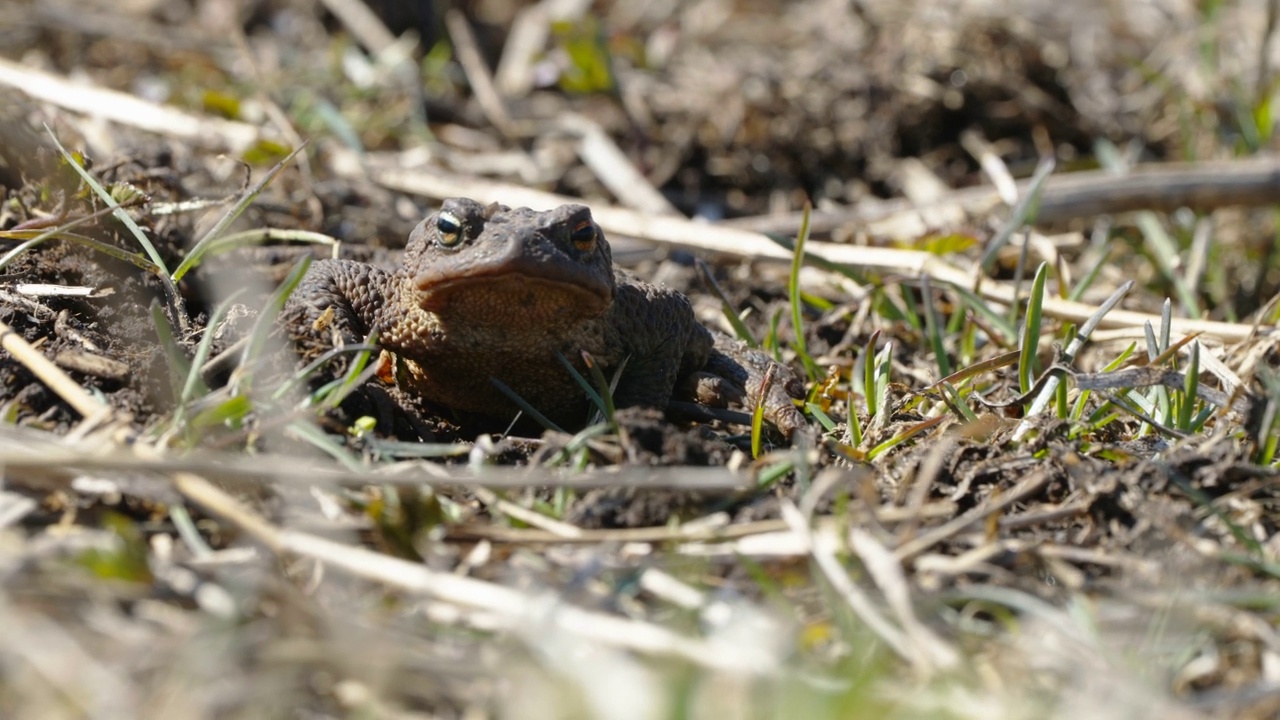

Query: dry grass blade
[849,528,959,671]
[472,487,584,538]
[356,157,1271,343]
[315,0,397,54]
[562,113,677,216]
[0,597,138,717]
[173,472,783,673]
[732,156,1280,237]
[450,502,959,545]
[892,470,1053,562]
[0,58,265,151]
[781,501,919,666]
[0,439,757,491]
[0,492,36,528]
[960,129,1018,204]
[444,9,516,137]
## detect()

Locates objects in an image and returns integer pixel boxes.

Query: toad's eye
[435,211,464,247]
[570,220,597,251]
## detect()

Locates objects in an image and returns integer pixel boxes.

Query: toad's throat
[414,273,612,320]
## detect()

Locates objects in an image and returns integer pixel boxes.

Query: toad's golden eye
[570,220,596,251]
[435,211,464,247]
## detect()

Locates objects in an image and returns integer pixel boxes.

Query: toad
[285,198,805,438]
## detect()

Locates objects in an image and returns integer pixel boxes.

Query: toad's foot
[679,333,806,440]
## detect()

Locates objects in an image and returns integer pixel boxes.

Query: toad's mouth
[414,272,612,318]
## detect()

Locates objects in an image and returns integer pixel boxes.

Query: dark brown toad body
[286,198,804,437]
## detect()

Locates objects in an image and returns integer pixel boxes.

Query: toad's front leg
[282,258,391,357]
[679,332,806,440]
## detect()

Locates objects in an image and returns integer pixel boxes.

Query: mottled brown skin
[286,198,805,437]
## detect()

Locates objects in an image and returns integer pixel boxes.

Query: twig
[494,4,550,96]
[782,502,921,667]
[346,155,1274,344]
[0,318,112,421]
[562,113,678,216]
[173,471,783,674]
[728,156,1280,238]
[0,435,754,491]
[315,0,397,55]
[0,58,265,152]
[445,9,517,137]
[449,502,957,545]
[892,470,1053,562]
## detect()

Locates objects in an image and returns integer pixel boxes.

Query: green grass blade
[1014,280,1134,441]
[805,402,837,433]
[180,290,245,407]
[189,394,252,430]
[1067,242,1113,302]
[1160,298,1173,351]
[489,378,565,434]
[847,356,865,447]
[873,341,893,425]
[867,415,946,460]
[1136,213,1201,318]
[287,419,367,472]
[1018,263,1048,396]
[788,202,819,381]
[579,351,618,428]
[239,255,312,376]
[149,300,190,402]
[182,228,339,270]
[45,127,170,277]
[921,275,951,378]
[939,382,979,423]
[271,342,380,401]
[1071,342,1137,423]
[44,126,191,334]
[0,203,145,270]
[937,280,1019,345]
[556,352,605,413]
[979,156,1055,272]
[1178,341,1201,431]
[317,338,380,411]
[751,394,765,459]
[172,143,307,282]
[863,330,880,419]
[696,260,757,346]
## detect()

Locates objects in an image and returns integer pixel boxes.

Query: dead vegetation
[3,0,1280,717]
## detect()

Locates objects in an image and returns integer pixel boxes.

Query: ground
[2,0,1280,717]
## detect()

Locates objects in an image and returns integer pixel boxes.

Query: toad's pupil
[571,222,595,244]
[436,212,462,236]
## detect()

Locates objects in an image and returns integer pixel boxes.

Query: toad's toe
[678,338,807,440]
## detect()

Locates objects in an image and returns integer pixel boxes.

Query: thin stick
[0,58,264,151]
[563,113,678,216]
[0,318,111,421]
[173,471,782,673]
[444,9,516,137]
[354,158,1274,344]
[315,0,397,55]
[728,156,1280,237]
[0,441,752,491]
[892,470,1053,561]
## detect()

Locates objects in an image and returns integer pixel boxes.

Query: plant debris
[3,1,1280,717]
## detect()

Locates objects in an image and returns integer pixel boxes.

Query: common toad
[285,198,805,438]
